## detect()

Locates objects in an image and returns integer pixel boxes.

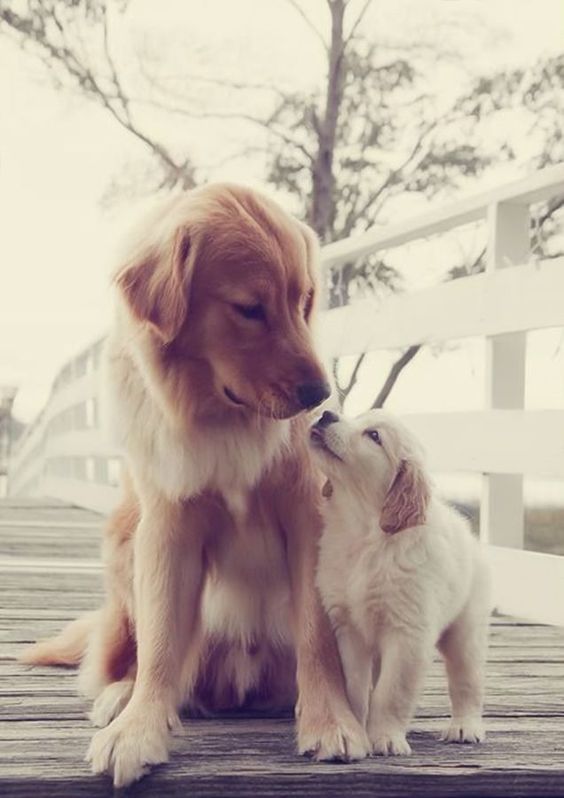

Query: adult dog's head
[114,184,330,421]
[310,410,431,534]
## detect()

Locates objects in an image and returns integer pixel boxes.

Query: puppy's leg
[367,634,430,756]
[281,476,369,762]
[336,626,372,727]
[438,564,490,744]
[86,494,205,787]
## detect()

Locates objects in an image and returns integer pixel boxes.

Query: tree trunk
[310,0,347,241]
[334,345,421,411]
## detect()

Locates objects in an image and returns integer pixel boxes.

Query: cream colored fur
[313,410,492,756]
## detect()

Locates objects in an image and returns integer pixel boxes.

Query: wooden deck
[1,498,563,797]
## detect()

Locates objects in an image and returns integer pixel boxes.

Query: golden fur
[23,184,368,786]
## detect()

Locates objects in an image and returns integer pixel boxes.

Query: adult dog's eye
[365,429,382,445]
[233,303,266,322]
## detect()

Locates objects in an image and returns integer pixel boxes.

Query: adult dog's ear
[380,457,430,535]
[300,223,321,324]
[115,226,194,344]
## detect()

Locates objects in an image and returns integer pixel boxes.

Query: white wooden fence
[9,164,564,626]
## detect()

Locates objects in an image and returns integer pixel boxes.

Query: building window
[85,398,97,428]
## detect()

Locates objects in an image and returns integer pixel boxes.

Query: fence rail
[9,164,564,626]
[320,257,564,354]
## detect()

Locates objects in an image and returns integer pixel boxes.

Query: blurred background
[0,0,563,553]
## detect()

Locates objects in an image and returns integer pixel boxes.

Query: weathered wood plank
[1,499,564,797]
[1,721,564,798]
[0,572,103,591]
[6,657,564,681]
[0,505,102,522]
[0,534,102,560]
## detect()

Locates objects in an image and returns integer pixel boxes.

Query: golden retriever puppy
[312,409,491,756]
[23,184,368,786]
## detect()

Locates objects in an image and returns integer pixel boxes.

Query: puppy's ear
[115,227,193,344]
[380,457,430,535]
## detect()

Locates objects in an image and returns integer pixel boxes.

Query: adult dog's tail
[20,611,99,667]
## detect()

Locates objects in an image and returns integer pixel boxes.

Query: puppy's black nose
[296,381,331,410]
[317,410,339,427]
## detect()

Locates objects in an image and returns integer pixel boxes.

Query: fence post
[480,201,529,549]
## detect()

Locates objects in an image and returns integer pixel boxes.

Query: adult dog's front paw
[86,703,176,787]
[297,702,369,762]
[370,729,412,756]
[90,679,134,728]
[441,716,485,744]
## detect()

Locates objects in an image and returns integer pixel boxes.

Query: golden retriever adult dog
[22,184,368,786]
[312,409,491,756]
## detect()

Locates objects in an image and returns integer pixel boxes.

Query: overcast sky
[1,0,563,422]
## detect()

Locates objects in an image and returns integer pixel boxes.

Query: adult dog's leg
[335,626,372,728]
[85,598,137,727]
[79,598,135,701]
[86,492,205,787]
[282,475,369,762]
[79,476,138,702]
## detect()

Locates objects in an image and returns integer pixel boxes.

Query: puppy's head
[310,409,430,534]
[114,184,330,420]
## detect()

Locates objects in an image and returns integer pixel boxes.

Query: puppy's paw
[89,680,134,728]
[441,716,485,744]
[298,705,369,762]
[86,704,175,787]
[370,730,412,757]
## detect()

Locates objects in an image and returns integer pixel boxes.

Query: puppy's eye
[233,303,266,322]
[365,429,382,445]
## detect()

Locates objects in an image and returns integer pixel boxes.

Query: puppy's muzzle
[314,409,340,428]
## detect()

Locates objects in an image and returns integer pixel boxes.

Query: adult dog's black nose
[316,410,340,427]
[296,381,331,410]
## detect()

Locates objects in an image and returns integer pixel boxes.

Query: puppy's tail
[20,610,99,667]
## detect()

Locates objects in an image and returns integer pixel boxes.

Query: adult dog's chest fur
[108,333,300,707]
[202,485,293,648]
[106,337,291,500]
[137,416,289,499]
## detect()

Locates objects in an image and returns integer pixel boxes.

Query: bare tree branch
[344,350,367,394]
[343,118,441,233]
[371,345,421,408]
[285,0,328,50]
[137,60,290,102]
[78,69,190,182]
[0,4,193,186]
[331,357,342,404]
[538,194,564,228]
[344,0,372,48]
[101,5,131,124]
[335,350,367,404]
[119,97,315,164]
